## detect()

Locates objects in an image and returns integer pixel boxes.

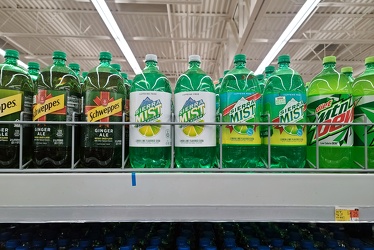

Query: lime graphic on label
[284,124,303,135]
[138,121,161,137]
[179,97,206,137]
[182,120,204,137]
[234,124,250,134]
[134,97,163,137]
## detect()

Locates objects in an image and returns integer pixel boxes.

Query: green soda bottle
[215,77,222,164]
[262,55,307,168]
[33,50,81,167]
[341,67,355,84]
[0,49,33,168]
[82,72,88,81]
[121,72,131,161]
[264,65,276,82]
[219,54,262,168]
[307,56,354,168]
[352,56,374,168]
[174,55,216,168]
[256,74,265,93]
[130,54,172,168]
[69,63,84,84]
[81,51,125,168]
[28,62,40,85]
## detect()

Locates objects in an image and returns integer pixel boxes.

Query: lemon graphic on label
[234,125,252,135]
[182,120,204,137]
[138,120,161,137]
[284,124,303,136]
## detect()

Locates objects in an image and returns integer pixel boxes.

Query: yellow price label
[335,207,359,222]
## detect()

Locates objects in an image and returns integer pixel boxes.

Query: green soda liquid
[262,55,307,168]
[80,52,125,168]
[0,50,34,168]
[33,51,81,168]
[352,57,374,168]
[219,54,262,168]
[174,55,216,168]
[129,54,172,168]
[307,56,354,168]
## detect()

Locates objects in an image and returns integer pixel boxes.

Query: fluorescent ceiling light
[91,0,142,74]
[0,48,28,70]
[254,0,321,75]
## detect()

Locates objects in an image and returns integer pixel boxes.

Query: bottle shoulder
[130,71,172,93]
[175,69,214,93]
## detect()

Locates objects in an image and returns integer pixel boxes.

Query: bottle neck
[28,69,39,76]
[323,62,336,70]
[189,61,200,69]
[234,61,246,68]
[5,57,18,66]
[278,62,289,69]
[99,59,111,66]
[343,72,353,77]
[366,63,374,70]
[53,58,66,66]
[145,61,158,69]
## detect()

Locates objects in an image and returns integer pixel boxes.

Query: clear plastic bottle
[81,51,125,168]
[352,56,374,168]
[219,54,262,168]
[0,49,34,168]
[174,55,216,168]
[307,56,354,168]
[262,54,307,168]
[130,54,172,168]
[33,50,81,167]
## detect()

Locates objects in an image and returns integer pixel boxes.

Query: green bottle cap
[82,72,88,78]
[28,62,40,70]
[111,63,121,72]
[265,65,275,74]
[223,69,230,75]
[99,51,112,61]
[256,74,264,81]
[145,54,157,62]
[69,63,80,71]
[323,56,336,64]
[341,67,353,74]
[5,49,19,59]
[234,54,246,63]
[120,72,128,79]
[278,54,290,64]
[189,55,201,63]
[53,51,67,60]
[365,56,374,65]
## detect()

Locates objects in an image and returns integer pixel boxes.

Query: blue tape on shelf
[131,172,136,186]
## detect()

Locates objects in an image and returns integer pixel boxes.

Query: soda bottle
[81,51,125,168]
[174,55,216,168]
[262,54,307,168]
[130,54,172,168]
[82,72,88,81]
[69,63,84,84]
[220,54,262,168]
[33,50,81,167]
[307,56,354,168]
[341,67,354,84]
[28,62,40,85]
[0,49,33,168]
[256,74,265,93]
[352,56,374,168]
[264,65,276,82]
[120,72,131,161]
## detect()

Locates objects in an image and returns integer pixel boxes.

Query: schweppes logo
[0,93,22,117]
[33,91,65,121]
[85,92,122,122]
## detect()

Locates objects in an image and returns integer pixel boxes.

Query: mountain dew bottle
[220,54,262,168]
[307,56,354,168]
[262,54,307,168]
[256,74,265,93]
[174,55,216,168]
[130,54,172,168]
[34,51,81,167]
[28,62,40,85]
[341,67,355,84]
[81,51,125,168]
[0,49,34,168]
[352,56,374,168]
[69,63,84,84]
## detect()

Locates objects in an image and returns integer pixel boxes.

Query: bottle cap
[256,74,264,81]
[341,66,353,73]
[28,62,40,70]
[265,65,275,74]
[145,54,158,62]
[177,246,190,250]
[69,63,80,71]
[5,49,19,59]
[99,51,112,61]
[204,247,217,250]
[52,51,66,60]
[189,55,201,62]
[145,247,157,250]
[121,72,128,79]
[282,247,295,250]
[365,56,374,65]
[234,54,246,63]
[278,54,290,64]
[111,63,121,72]
[323,56,336,64]
[93,247,106,250]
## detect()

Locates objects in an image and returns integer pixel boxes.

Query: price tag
[335,207,359,221]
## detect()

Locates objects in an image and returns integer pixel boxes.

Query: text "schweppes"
[0,93,22,118]
[86,99,122,122]
[33,94,65,121]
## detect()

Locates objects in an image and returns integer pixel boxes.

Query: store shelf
[0,173,373,223]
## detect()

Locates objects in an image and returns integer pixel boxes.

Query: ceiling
[0,0,373,85]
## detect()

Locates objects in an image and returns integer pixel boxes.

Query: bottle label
[220,92,262,145]
[307,94,353,146]
[130,91,171,147]
[83,90,124,148]
[174,91,215,147]
[263,93,307,146]
[353,95,374,146]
